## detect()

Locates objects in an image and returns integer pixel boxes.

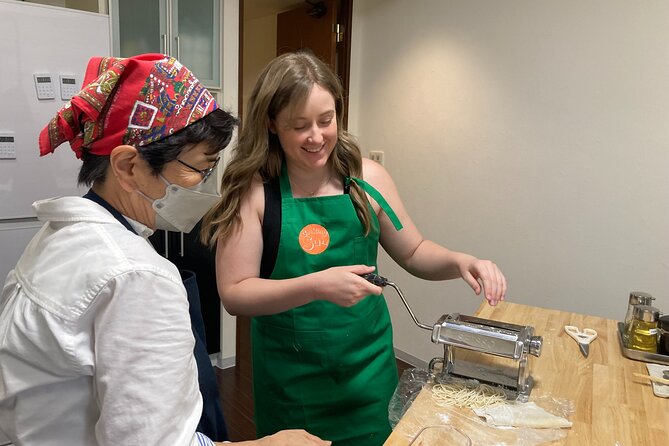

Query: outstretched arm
[215,180,382,316]
[363,158,507,305]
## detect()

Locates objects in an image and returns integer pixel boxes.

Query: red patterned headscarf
[39,53,218,159]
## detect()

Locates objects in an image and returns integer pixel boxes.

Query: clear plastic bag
[409,426,472,446]
[388,368,574,446]
[389,368,431,428]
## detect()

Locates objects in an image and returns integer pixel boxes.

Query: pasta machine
[363,273,543,400]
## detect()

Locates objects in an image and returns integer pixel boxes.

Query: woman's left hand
[459,258,507,306]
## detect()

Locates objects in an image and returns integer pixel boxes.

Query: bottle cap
[633,305,660,323]
[629,291,654,306]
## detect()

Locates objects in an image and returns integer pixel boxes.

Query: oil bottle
[625,305,660,352]
[623,291,654,345]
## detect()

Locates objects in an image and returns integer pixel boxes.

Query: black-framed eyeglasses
[177,155,220,182]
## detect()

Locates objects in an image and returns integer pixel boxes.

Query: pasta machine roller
[362,273,543,400]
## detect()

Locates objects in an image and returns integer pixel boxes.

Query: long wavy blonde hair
[201,51,372,246]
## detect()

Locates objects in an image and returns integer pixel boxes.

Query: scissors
[564,325,598,358]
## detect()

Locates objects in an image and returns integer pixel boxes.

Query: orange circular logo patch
[298,224,330,255]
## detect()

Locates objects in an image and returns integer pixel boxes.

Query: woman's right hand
[314,265,383,307]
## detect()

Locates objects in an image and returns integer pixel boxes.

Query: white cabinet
[110,0,221,88]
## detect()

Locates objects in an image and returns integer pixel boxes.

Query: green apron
[252,166,402,446]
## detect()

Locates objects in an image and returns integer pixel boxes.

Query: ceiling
[244,0,304,21]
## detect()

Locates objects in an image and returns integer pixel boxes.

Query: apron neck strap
[279,162,403,231]
[279,161,294,200]
[346,177,403,231]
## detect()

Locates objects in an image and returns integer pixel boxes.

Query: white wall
[349,0,669,364]
[0,0,109,282]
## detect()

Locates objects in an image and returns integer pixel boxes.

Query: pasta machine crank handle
[361,273,433,331]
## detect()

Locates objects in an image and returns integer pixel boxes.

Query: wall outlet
[369,150,384,165]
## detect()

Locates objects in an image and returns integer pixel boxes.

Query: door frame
[238,0,352,125]
[235,0,354,375]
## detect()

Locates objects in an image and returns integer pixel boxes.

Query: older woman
[0,54,329,446]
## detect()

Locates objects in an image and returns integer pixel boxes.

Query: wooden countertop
[384,302,668,445]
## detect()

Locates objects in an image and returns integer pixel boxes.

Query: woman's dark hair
[78,108,238,186]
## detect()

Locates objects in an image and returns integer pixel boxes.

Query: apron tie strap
[347,177,403,231]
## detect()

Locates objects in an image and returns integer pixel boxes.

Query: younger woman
[202,51,506,446]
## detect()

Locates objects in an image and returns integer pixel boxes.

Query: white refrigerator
[0,1,110,283]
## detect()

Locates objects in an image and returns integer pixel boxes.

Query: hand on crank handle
[360,272,389,287]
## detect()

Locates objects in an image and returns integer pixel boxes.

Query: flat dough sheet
[473,402,572,429]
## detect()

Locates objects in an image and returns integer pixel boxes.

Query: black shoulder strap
[259,177,281,279]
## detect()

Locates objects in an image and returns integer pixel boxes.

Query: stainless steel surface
[627,291,655,308]
[428,313,542,400]
[579,342,589,358]
[528,336,543,357]
[445,359,533,397]
[380,273,543,399]
[430,314,530,359]
[623,291,655,344]
[633,305,661,323]
[617,322,669,365]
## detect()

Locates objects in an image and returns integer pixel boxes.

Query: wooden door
[276,0,337,69]
[236,0,353,378]
[276,0,352,127]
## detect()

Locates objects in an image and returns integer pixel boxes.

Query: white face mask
[139,174,221,233]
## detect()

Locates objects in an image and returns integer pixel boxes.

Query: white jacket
[0,197,212,446]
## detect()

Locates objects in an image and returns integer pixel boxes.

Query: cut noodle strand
[431,383,508,409]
